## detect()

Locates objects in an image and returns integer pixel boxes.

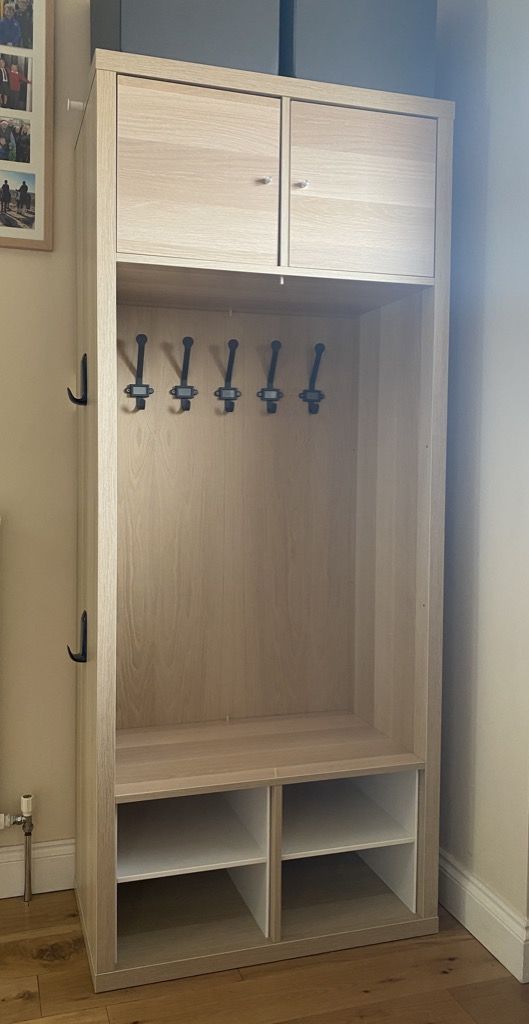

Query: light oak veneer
[74,50,453,991]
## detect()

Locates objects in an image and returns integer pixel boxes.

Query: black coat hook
[67,353,88,406]
[299,342,326,414]
[67,610,87,663]
[169,336,198,411]
[214,338,241,413]
[124,334,154,410]
[257,340,283,413]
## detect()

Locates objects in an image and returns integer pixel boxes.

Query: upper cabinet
[289,102,437,278]
[116,75,441,280]
[117,77,281,264]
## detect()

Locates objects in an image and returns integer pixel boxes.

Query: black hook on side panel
[124,334,154,410]
[257,340,283,414]
[169,336,198,411]
[67,610,87,664]
[67,353,88,406]
[299,342,326,414]
[214,338,241,413]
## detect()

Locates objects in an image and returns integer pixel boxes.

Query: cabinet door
[289,102,437,277]
[117,77,280,265]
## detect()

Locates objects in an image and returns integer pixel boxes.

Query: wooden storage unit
[73,49,453,991]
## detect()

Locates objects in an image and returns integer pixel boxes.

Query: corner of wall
[439,849,529,983]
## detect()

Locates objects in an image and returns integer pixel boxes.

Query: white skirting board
[439,848,529,983]
[0,838,75,899]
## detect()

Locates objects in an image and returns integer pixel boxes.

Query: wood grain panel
[414,117,453,919]
[372,294,422,752]
[115,715,423,802]
[74,71,117,977]
[95,50,455,121]
[290,103,437,277]
[116,307,357,728]
[117,78,280,264]
[117,261,427,317]
[354,292,429,754]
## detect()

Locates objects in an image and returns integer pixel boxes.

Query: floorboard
[0,890,522,1024]
[449,976,529,1023]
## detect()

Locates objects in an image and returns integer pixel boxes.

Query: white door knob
[295,180,310,189]
[258,176,273,185]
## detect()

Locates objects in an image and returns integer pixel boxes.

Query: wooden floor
[0,891,527,1024]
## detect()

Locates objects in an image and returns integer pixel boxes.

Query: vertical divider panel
[355,770,419,836]
[358,771,419,912]
[269,785,283,942]
[226,788,270,936]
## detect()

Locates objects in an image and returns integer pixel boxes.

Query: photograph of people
[0,0,32,49]
[0,3,21,46]
[14,0,32,48]
[0,52,32,110]
[0,168,34,227]
[0,115,30,160]
[0,56,9,106]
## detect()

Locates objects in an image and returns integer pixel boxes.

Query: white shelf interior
[117,868,271,966]
[282,772,418,861]
[281,852,418,940]
[117,788,269,883]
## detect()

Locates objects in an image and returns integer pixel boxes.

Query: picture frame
[0,0,53,250]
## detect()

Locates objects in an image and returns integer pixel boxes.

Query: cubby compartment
[116,788,271,967]
[281,852,417,942]
[117,788,270,882]
[282,771,418,860]
[280,771,419,939]
[117,866,271,967]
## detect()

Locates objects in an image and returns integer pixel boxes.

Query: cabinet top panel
[115,712,424,802]
[92,48,454,121]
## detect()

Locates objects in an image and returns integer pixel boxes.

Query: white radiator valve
[21,794,32,816]
[0,794,33,828]
[0,795,34,902]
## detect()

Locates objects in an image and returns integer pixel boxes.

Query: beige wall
[0,0,90,846]
[438,0,529,919]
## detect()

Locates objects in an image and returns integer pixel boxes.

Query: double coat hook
[299,342,326,414]
[257,340,283,413]
[124,334,154,410]
[169,336,198,411]
[214,338,241,413]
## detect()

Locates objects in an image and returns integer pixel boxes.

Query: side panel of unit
[414,116,453,919]
[74,70,118,975]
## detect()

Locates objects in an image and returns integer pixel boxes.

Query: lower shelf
[282,853,417,941]
[117,869,270,968]
[116,851,418,970]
